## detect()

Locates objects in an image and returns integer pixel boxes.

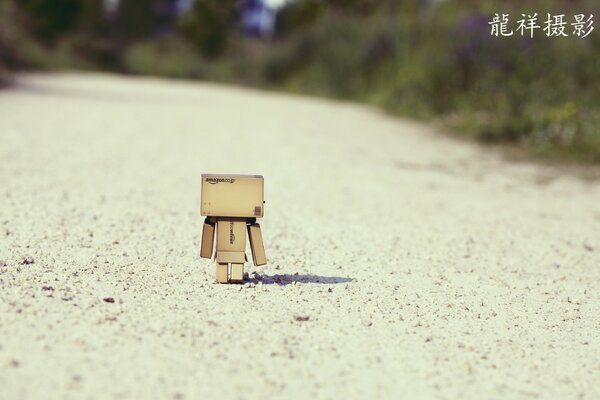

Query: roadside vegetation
[1,0,598,161]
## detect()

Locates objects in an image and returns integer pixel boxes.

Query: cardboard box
[216,251,246,264]
[216,263,228,283]
[216,218,247,252]
[230,263,244,282]
[200,222,215,259]
[248,223,267,266]
[201,174,264,218]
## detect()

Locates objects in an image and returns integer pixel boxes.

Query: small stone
[41,286,54,291]
[567,297,582,305]
[294,315,310,322]
[362,320,373,327]
[103,297,115,303]
[0,260,6,267]
[18,256,34,265]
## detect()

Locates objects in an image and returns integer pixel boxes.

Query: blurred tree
[78,0,110,36]
[178,0,237,58]
[69,0,123,69]
[115,0,158,40]
[0,0,20,72]
[18,0,83,45]
[275,0,325,37]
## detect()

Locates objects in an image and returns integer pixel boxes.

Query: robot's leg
[216,262,229,283]
[230,263,244,283]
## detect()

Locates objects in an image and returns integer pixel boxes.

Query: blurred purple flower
[460,13,489,33]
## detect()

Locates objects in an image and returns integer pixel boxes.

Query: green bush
[124,38,206,78]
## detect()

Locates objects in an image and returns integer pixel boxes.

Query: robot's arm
[247,220,267,266]
[200,217,216,259]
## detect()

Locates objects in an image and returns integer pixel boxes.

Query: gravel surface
[1,73,599,400]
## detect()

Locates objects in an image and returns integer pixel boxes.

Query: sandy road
[0,73,599,400]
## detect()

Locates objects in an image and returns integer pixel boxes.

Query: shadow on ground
[247,273,353,286]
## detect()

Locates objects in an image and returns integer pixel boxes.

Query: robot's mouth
[230,222,236,244]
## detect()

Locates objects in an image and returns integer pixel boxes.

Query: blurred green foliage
[18,0,83,44]
[264,0,600,161]
[0,0,18,83]
[178,0,237,58]
[1,0,599,161]
[124,38,206,78]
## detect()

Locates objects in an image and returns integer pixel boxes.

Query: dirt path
[1,73,599,399]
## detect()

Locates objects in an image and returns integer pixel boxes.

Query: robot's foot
[215,263,245,284]
[216,263,228,283]
[230,263,244,283]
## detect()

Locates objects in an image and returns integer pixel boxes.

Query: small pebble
[294,315,309,322]
[18,256,34,265]
[0,260,6,267]
[103,297,115,303]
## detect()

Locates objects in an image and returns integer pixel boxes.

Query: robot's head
[201,174,264,218]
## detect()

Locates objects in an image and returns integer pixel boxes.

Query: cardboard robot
[200,174,267,283]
